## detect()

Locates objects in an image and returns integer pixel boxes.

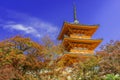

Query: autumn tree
[97,40,120,75]
[0,36,44,80]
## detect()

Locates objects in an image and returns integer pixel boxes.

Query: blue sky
[0,0,120,50]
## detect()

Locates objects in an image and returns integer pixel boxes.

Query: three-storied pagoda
[57,5,102,55]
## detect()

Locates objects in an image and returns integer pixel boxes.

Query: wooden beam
[68,27,73,34]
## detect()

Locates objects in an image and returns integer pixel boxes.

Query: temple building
[57,5,102,55]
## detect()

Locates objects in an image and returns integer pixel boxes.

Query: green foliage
[0,48,2,52]
[105,74,120,80]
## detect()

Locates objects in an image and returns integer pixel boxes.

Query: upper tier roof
[58,22,99,40]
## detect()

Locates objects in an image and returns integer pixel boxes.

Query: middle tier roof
[62,37,102,51]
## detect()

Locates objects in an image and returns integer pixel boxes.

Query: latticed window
[77,34,85,36]
[73,47,88,50]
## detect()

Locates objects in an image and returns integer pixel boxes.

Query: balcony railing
[64,35,103,40]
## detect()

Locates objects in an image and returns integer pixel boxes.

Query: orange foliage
[0,36,45,79]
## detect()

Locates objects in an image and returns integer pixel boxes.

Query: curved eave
[63,37,103,43]
[57,22,99,40]
[67,22,99,29]
[57,22,67,40]
[62,38,103,50]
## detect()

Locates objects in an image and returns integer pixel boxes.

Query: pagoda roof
[62,37,102,50]
[58,22,99,40]
[56,54,90,67]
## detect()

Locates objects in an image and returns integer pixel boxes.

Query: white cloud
[0,9,58,40]
[4,24,41,38]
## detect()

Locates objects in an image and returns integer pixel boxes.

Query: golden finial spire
[73,3,79,24]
